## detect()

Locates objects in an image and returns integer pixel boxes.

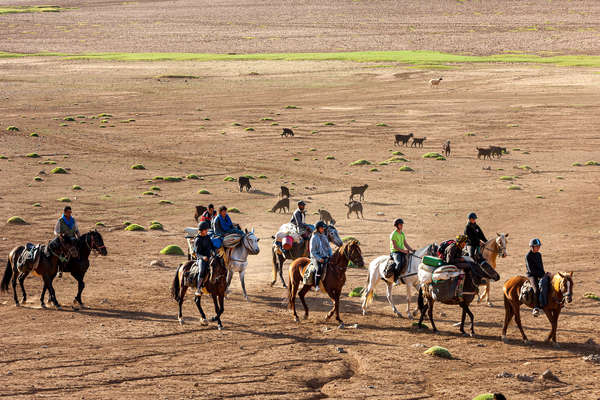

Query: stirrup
[58,271,63,278]
[532,308,540,317]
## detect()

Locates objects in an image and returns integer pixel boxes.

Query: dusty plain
[1,1,600,399]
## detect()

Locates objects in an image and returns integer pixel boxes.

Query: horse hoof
[487,302,494,308]
[40,303,46,309]
[201,318,208,325]
[15,302,20,307]
[303,314,309,320]
[552,342,560,348]
[470,332,475,337]
[338,323,345,330]
[452,322,461,327]
[282,284,287,289]
[501,335,509,343]
[217,325,223,331]
[178,317,184,325]
[244,296,250,302]
[361,310,366,316]
[523,339,530,345]
[270,281,275,287]
[294,316,299,322]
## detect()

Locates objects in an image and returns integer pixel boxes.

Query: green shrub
[26,153,39,158]
[223,176,236,182]
[147,186,159,192]
[160,245,184,255]
[342,236,358,243]
[95,222,105,227]
[57,197,71,202]
[518,165,532,170]
[399,165,413,172]
[512,148,521,151]
[0,155,7,159]
[378,161,389,166]
[63,116,75,121]
[285,105,299,109]
[77,115,86,119]
[97,113,112,117]
[436,156,446,161]
[7,216,27,225]
[585,160,599,166]
[584,292,600,300]
[391,151,404,156]
[231,122,241,126]
[186,174,200,179]
[325,155,335,160]
[7,126,19,131]
[131,164,145,170]
[229,207,240,213]
[50,167,67,174]
[163,176,182,182]
[198,189,210,194]
[309,148,317,152]
[72,185,82,190]
[311,130,319,134]
[271,122,279,126]
[535,195,544,199]
[323,122,335,126]
[30,132,39,137]
[41,160,56,165]
[153,176,164,180]
[293,158,300,161]
[159,200,173,205]
[472,394,497,400]
[499,176,515,181]
[142,191,154,195]
[149,222,163,230]
[508,185,521,190]
[203,118,210,121]
[123,221,131,226]
[556,176,564,180]
[423,346,452,359]
[376,123,388,127]
[465,132,475,136]
[348,287,364,297]
[59,123,68,127]
[261,117,273,121]
[124,223,144,231]
[384,156,409,163]
[245,127,255,131]
[370,168,379,172]
[350,159,371,166]
[32,203,41,207]
[241,175,255,180]
[34,176,43,181]
[257,175,267,179]
[422,152,443,159]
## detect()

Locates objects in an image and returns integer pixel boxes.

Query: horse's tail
[1,258,12,292]
[287,263,295,310]
[361,269,374,307]
[417,286,424,311]
[170,265,181,302]
[271,246,278,282]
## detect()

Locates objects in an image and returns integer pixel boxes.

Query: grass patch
[149,222,163,230]
[159,200,173,205]
[0,6,65,14]
[422,152,443,159]
[57,197,71,202]
[124,223,145,231]
[323,122,335,126]
[349,159,371,166]
[160,245,184,255]
[153,176,164,180]
[370,168,379,172]
[424,346,452,359]
[186,174,200,179]
[585,160,599,166]
[223,176,236,182]
[32,203,41,207]
[7,216,27,225]
[50,167,67,174]
[375,123,388,127]
[0,155,7,159]
[64,116,75,121]
[142,191,154,196]
[399,165,414,172]
[293,158,300,161]
[26,153,40,158]
[311,130,319,134]
[536,195,545,199]
[150,186,160,191]
[384,156,409,164]
[436,156,446,161]
[40,160,56,165]
[131,164,145,170]
[271,122,279,126]
[229,207,241,213]
[261,117,273,121]
[231,122,241,126]
[285,105,299,109]
[163,176,182,182]
[508,185,521,190]
[241,175,255,180]
[584,292,600,301]
[95,222,105,227]
[556,176,564,180]
[30,132,39,137]
[472,394,497,400]
[378,161,389,166]
[59,123,68,127]
[391,151,404,156]
[257,175,267,179]
[72,185,82,190]
[198,189,210,194]
[309,148,317,152]
[499,176,515,181]
[348,287,364,297]
[518,165,532,170]
[245,127,255,131]
[123,221,131,226]
[325,155,335,160]
[572,162,582,167]
[342,236,358,243]
[465,132,476,136]
[7,126,19,131]
[34,176,43,181]
[97,113,112,118]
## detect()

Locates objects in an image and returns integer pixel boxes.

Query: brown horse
[287,240,364,327]
[501,272,573,347]
[171,256,228,330]
[1,235,78,308]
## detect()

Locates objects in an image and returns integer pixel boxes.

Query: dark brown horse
[417,262,500,336]
[43,230,107,309]
[1,235,78,308]
[287,240,364,327]
[502,272,573,347]
[171,256,228,330]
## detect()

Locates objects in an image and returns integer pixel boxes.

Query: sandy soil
[1,1,600,399]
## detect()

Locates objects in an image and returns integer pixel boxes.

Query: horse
[171,256,228,329]
[417,261,500,336]
[1,235,78,308]
[287,240,364,327]
[271,223,342,288]
[501,272,573,347]
[477,233,509,306]
[44,230,107,309]
[361,243,438,318]
[224,229,260,300]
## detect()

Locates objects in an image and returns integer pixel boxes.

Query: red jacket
[200,210,216,223]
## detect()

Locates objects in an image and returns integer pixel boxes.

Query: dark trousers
[197,258,209,290]
[314,257,328,286]
[391,252,406,274]
[528,276,541,308]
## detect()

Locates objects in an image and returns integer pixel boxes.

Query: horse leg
[333,291,343,328]
[289,279,300,322]
[210,293,224,330]
[544,308,560,347]
[40,282,47,308]
[178,282,187,325]
[18,272,28,304]
[225,269,233,295]
[44,275,60,308]
[427,299,437,333]
[194,294,208,325]
[466,304,475,336]
[386,282,401,317]
[239,270,248,301]
[298,285,311,320]
[513,304,529,344]
[270,250,278,286]
[459,303,467,335]
[406,283,416,319]
[484,281,493,307]
[11,268,19,306]
[326,289,337,320]
[551,307,561,345]
[73,275,85,309]
[502,296,514,342]
[278,257,287,288]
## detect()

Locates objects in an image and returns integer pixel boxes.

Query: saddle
[430,266,466,303]
[184,257,221,288]
[16,243,42,272]
[519,275,551,308]
[519,280,535,307]
[383,256,407,283]
[302,261,328,286]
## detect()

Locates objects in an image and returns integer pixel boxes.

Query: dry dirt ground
[2,2,600,400]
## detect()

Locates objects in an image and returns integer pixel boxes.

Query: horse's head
[495,233,509,258]
[426,242,439,256]
[557,272,574,304]
[89,230,108,256]
[472,261,500,283]
[57,234,79,259]
[243,228,260,255]
[342,240,364,268]
[325,224,343,247]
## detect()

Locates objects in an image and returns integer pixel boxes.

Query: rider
[464,212,487,261]
[526,238,545,317]
[200,204,217,223]
[212,206,243,238]
[310,221,332,291]
[390,218,414,280]
[290,200,311,238]
[194,221,215,296]
[444,235,472,271]
[53,206,80,277]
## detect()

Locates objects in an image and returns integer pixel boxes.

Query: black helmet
[394,218,404,227]
[297,201,306,207]
[315,221,326,230]
[529,238,541,247]
[468,212,477,220]
[198,221,211,231]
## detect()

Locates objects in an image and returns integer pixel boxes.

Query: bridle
[559,276,573,304]
[482,236,506,257]
[343,241,362,266]
[85,232,106,254]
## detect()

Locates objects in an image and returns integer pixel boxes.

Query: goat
[429,77,443,87]
[394,133,413,146]
[238,176,252,192]
[271,198,290,213]
[281,128,294,137]
[345,201,363,219]
[411,137,426,148]
[318,209,335,225]
[477,147,493,160]
[349,184,368,202]
[442,140,451,157]
[193,205,208,223]
[490,146,507,159]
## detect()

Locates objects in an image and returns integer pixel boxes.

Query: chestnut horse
[501,272,573,347]
[171,256,228,330]
[1,235,78,308]
[287,240,364,327]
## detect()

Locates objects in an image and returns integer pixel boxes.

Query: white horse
[477,233,509,306]
[361,243,438,318]
[225,229,260,301]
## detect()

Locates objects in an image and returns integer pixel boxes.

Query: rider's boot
[314,274,320,292]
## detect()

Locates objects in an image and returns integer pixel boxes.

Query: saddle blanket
[418,263,436,285]
[277,223,302,243]
[430,274,465,303]
[17,243,41,270]
[302,262,327,286]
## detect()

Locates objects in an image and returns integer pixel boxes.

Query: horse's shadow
[56,305,178,322]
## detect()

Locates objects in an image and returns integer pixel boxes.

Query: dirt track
[2,1,600,399]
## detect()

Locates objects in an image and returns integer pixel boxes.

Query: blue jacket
[310,232,332,260]
[213,214,234,236]
[290,209,307,229]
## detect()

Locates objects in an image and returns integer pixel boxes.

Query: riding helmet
[297,200,306,207]
[529,238,541,247]
[394,218,404,227]
[468,212,477,220]
[315,221,326,230]
[198,221,211,231]
[456,234,468,243]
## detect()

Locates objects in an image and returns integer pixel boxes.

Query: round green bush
[26,153,39,158]
[186,174,200,179]
[50,167,67,174]
[422,152,443,159]
[41,160,56,165]
[124,224,145,231]
[198,189,210,194]
[223,176,236,182]
[472,395,497,400]
[585,160,599,166]
[325,155,335,160]
[149,223,163,230]
[163,176,182,182]
[572,162,582,167]
[57,197,71,202]
[7,126,19,131]
[149,186,160,191]
[160,245,184,255]
[245,127,255,131]
[131,164,146,170]
[348,287,363,297]
[34,176,43,181]
[32,203,41,207]
[0,155,7,159]
[370,168,379,172]
[423,346,452,359]
[350,159,371,166]
[507,185,521,190]
[142,191,154,195]
[536,195,545,199]
[229,207,241,213]
[399,165,413,172]
[95,222,105,227]
[72,185,82,190]
[391,151,404,156]
[7,216,27,225]
[63,116,75,121]
[499,176,514,181]
[159,200,173,205]
[153,176,164,180]
[30,132,39,137]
